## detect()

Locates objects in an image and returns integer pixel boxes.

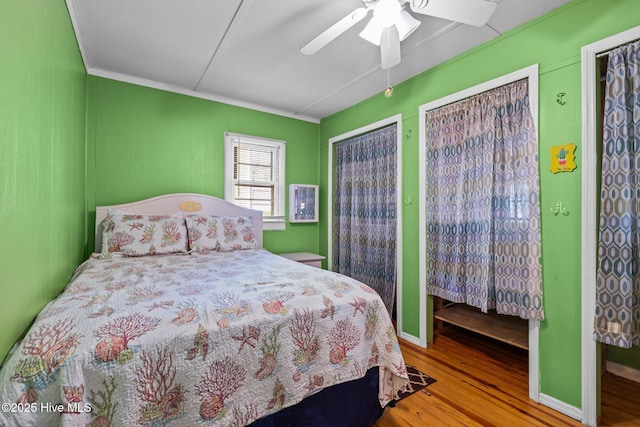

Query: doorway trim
[417,64,540,401]
[580,25,640,427]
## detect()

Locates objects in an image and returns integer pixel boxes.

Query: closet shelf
[435,304,528,350]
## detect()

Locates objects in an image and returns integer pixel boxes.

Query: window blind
[225,133,285,223]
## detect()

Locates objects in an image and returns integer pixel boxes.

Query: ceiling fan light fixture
[360,1,419,46]
[396,10,421,41]
[375,0,402,25]
[359,16,383,45]
[303,0,498,56]
[360,0,402,45]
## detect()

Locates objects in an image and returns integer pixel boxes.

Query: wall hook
[557,92,566,105]
[405,129,412,139]
[550,201,569,216]
[404,196,413,205]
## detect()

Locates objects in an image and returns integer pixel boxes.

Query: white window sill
[263,219,286,231]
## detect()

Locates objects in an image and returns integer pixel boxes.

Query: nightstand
[279,252,326,268]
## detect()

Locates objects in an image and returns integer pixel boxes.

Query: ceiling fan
[301,0,497,69]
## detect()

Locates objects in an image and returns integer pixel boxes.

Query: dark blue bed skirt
[249,367,385,427]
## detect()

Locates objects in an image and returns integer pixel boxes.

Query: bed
[0,193,408,426]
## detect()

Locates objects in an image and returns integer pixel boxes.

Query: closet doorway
[327,114,403,324]
[418,65,541,402]
[581,25,640,427]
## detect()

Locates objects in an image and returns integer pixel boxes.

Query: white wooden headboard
[95,193,263,252]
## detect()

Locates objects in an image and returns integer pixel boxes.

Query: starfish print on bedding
[350,297,367,317]
[232,325,260,354]
[128,222,144,231]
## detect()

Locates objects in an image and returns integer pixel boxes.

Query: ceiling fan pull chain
[384,68,394,97]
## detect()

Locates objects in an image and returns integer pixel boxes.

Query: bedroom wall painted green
[318,0,640,409]
[86,77,320,254]
[0,0,87,361]
[2,0,638,415]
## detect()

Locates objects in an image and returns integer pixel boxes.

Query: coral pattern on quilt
[101,213,189,256]
[0,250,408,427]
[185,215,258,253]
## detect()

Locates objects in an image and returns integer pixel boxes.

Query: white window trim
[224,132,286,231]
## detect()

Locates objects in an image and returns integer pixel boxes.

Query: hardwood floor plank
[374,327,601,426]
[387,392,484,427]
[599,372,640,426]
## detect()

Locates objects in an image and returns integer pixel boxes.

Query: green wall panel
[318,0,640,409]
[0,0,87,361]
[86,77,320,254]
[537,63,583,405]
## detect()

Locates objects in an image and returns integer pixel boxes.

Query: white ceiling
[65,0,570,123]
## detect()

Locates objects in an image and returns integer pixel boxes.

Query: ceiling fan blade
[380,26,401,69]
[301,7,370,55]
[409,0,497,27]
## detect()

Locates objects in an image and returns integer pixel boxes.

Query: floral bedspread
[0,249,408,426]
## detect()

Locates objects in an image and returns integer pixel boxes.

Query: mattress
[0,249,408,426]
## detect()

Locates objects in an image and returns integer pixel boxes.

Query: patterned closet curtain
[594,40,640,348]
[333,124,398,316]
[424,79,544,320]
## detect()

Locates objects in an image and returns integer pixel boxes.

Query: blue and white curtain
[594,40,640,348]
[333,124,398,316]
[424,78,544,320]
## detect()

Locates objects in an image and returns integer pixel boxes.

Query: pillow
[185,215,258,252]
[101,212,188,256]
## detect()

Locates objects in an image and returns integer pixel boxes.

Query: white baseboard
[538,393,583,422]
[398,331,423,347]
[606,361,640,383]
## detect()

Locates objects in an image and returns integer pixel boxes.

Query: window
[224,132,286,230]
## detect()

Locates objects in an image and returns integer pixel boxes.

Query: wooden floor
[601,370,640,426]
[374,326,640,426]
